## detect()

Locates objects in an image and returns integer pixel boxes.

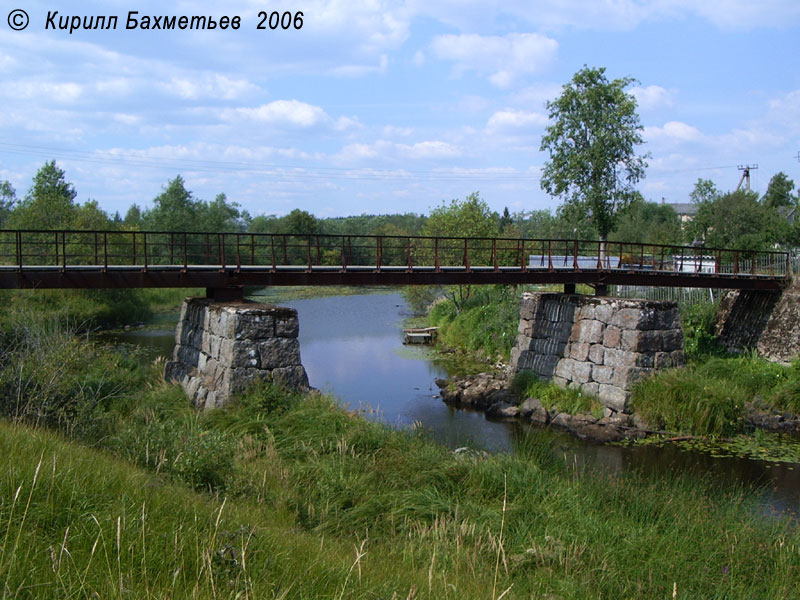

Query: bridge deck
[0,229,789,291]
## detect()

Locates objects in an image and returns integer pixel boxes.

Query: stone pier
[511,292,684,413]
[714,286,799,362]
[165,298,309,409]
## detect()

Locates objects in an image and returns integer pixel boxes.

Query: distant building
[777,205,797,225]
[667,202,700,224]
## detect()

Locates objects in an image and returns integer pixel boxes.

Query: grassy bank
[0,288,197,332]
[425,286,800,439]
[3,385,799,597]
[2,320,800,597]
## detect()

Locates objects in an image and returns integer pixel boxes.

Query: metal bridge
[0,229,789,299]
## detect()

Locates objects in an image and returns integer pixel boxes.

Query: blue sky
[0,0,798,220]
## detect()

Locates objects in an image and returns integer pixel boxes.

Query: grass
[510,371,604,417]
[3,384,800,598]
[631,353,800,436]
[0,287,198,333]
[428,286,520,362]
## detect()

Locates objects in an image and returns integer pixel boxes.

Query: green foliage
[112,390,237,492]
[0,320,148,440]
[428,286,518,361]
[422,192,500,311]
[0,179,16,227]
[143,176,246,232]
[7,161,81,230]
[0,288,154,330]
[283,208,319,235]
[632,367,746,436]
[1,311,800,598]
[511,371,603,416]
[680,301,725,361]
[690,178,720,205]
[540,66,648,240]
[611,198,682,245]
[423,192,499,239]
[632,354,800,436]
[691,189,789,250]
[762,171,796,209]
[402,284,443,315]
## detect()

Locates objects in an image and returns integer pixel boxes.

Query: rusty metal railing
[0,229,790,281]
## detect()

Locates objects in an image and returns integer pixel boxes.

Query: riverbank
[425,286,800,460]
[1,321,799,597]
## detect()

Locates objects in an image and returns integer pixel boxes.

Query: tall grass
[428,286,520,361]
[632,353,800,435]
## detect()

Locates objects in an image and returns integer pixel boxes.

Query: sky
[0,0,798,221]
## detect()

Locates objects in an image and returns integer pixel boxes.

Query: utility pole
[736,164,758,192]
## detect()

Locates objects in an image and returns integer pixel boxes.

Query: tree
[540,66,648,246]
[123,204,143,229]
[144,176,198,232]
[611,199,682,245]
[202,193,246,232]
[762,172,796,209]
[283,209,319,236]
[422,192,500,311]
[0,180,16,227]
[693,190,787,251]
[9,161,79,229]
[690,178,720,206]
[424,192,499,239]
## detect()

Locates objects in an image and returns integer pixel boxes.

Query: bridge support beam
[511,292,685,414]
[206,286,244,302]
[165,298,309,409]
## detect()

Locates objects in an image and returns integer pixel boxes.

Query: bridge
[0,229,789,299]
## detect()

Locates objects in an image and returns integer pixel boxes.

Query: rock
[574,423,625,443]
[550,412,572,428]
[520,397,550,424]
[486,401,519,419]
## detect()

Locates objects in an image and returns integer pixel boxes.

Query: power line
[0,142,541,184]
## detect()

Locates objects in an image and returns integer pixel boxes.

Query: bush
[0,319,148,440]
[429,286,519,361]
[680,301,725,361]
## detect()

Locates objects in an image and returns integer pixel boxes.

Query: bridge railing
[0,229,789,278]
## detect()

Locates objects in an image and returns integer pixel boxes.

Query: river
[103,291,800,519]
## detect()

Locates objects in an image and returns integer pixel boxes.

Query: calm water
[103,292,800,518]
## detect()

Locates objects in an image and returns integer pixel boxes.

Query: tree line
[0,160,798,252]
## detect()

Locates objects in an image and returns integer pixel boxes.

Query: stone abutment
[165,298,309,409]
[511,292,685,413]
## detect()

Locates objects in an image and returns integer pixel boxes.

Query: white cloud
[631,85,676,111]
[224,100,330,127]
[486,109,548,132]
[645,121,703,143]
[9,81,83,103]
[329,54,389,77]
[161,74,258,101]
[334,139,463,164]
[431,33,558,88]
[404,141,462,159]
[672,0,800,30]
